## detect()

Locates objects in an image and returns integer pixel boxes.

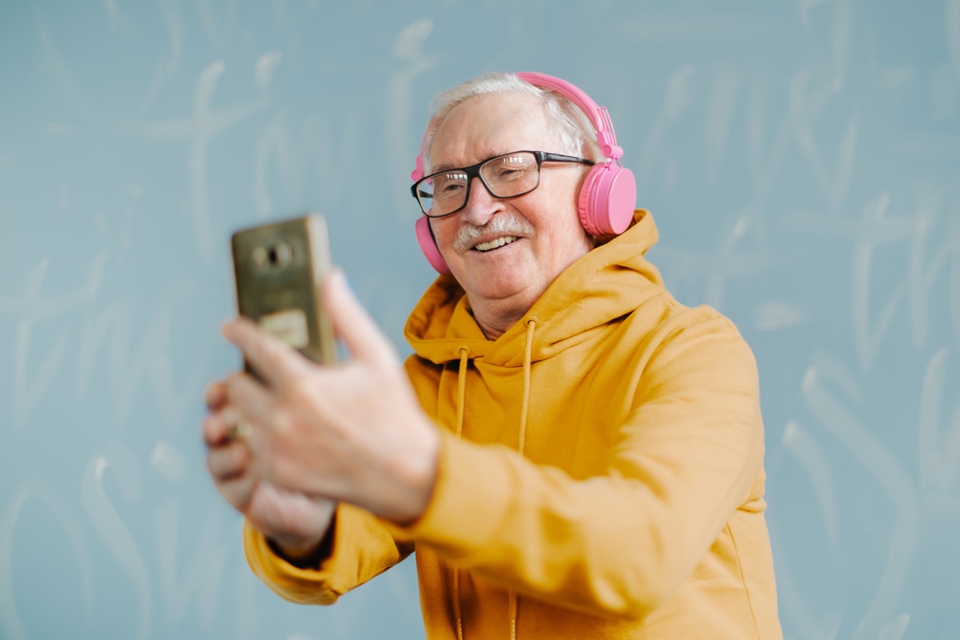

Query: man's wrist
[267,512,337,569]
[389,420,441,525]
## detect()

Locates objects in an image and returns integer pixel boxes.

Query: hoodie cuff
[244,518,342,605]
[244,502,399,605]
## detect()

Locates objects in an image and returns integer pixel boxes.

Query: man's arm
[205,270,432,602]
[386,309,766,619]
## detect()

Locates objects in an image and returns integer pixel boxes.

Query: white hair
[420,72,601,174]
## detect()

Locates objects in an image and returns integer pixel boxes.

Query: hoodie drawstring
[456,347,469,439]
[454,346,469,640]
[517,317,536,457]
[453,318,537,640]
[508,316,538,640]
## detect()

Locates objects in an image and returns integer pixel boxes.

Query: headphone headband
[514,72,623,161]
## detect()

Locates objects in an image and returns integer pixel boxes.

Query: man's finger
[207,439,252,482]
[218,473,258,513]
[203,405,250,447]
[205,380,229,411]
[224,371,277,434]
[323,269,398,368]
[222,316,311,388]
[202,410,231,447]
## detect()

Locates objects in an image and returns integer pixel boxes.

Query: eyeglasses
[410,150,594,218]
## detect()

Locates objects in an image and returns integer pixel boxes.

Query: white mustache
[453,214,535,252]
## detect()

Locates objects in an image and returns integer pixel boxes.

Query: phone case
[231,214,336,370]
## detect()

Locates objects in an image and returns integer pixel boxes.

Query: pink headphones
[411,72,637,275]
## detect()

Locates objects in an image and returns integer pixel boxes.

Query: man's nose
[460,176,502,226]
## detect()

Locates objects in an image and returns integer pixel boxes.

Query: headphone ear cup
[577,163,637,236]
[415,216,452,275]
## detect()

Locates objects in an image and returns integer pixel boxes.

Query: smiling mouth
[473,236,519,252]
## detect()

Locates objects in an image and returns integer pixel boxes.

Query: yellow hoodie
[244,210,782,639]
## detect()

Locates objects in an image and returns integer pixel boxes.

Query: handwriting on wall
[0,1,957,638]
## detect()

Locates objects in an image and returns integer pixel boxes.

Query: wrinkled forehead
[427,93,560,172]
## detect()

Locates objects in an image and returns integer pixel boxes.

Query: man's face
[428,92,594,321]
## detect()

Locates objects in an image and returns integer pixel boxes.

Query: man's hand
[203,379,335,558]
[215,269,440,525]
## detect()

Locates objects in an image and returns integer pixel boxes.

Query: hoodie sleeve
[384,309,766,619]
[244,502,414,605]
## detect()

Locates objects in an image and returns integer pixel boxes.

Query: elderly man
[203,72,782,639]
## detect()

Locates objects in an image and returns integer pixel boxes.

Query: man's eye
[492,156,531,179]
[496,167,525,179]
[437,180,465,195]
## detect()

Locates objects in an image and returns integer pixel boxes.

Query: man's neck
[474,315,515,341]
[468,296,532,341]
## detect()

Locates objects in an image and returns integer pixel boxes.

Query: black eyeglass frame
[410,150,595,218]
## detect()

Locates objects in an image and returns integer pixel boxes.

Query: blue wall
[1,1,958,638]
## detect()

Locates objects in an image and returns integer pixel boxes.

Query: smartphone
[231,214,337,373]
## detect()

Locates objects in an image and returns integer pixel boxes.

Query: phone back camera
[252,242,294,268]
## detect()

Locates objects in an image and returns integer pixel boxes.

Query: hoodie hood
[405,209,664,367]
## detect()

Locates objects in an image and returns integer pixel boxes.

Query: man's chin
[461,273,537,304]
[449,250,540,296]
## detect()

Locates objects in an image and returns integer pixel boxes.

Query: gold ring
[226,420,253,442]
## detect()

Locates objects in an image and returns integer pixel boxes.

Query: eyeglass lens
[419,151,541,216]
